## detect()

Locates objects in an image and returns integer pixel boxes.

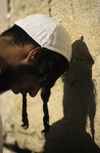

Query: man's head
[14,14,72,61]
[0,14,71,97]
[0,14,72,132]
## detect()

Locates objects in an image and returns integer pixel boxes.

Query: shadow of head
[63,36,96,139]
[43,37,99,153]
[71,36,94,64]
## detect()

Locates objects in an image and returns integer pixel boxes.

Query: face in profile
[0,64,41,97]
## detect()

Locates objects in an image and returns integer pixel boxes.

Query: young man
[0,14,72,152]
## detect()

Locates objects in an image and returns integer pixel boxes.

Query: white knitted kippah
[14,14,72,61]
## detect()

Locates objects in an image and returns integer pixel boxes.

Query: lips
[20,89,35,97]
[12,87,40,97]
[12,89,27,95]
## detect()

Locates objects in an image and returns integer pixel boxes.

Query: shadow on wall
[43,37,100,153]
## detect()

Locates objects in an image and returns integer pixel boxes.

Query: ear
[26,47,43,62]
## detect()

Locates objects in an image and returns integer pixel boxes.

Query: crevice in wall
[7,0,11,12]
[48,0,52,17]
[71,2,74,14]
[7,0,11,19]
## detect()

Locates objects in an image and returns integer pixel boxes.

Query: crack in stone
[48,0,52,17]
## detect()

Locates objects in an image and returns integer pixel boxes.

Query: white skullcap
[14,14,72,61]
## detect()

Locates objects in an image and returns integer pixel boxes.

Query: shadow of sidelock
[43,37,100,153]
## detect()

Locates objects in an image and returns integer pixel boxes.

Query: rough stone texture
[0,0,100,152]
[0,0,7,32]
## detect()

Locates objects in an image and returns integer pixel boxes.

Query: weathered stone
[0,0,100,152]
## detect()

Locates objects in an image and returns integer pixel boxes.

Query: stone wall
[0,0,100,152]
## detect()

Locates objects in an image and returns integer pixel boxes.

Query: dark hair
[1,25,39,47]
[39,49,69,132]
[1,25,69,132]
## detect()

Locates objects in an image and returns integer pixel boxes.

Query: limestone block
[0,0,100,152]
[10,0,49,26]
[0,0,8,33]
[94,56,100,77]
